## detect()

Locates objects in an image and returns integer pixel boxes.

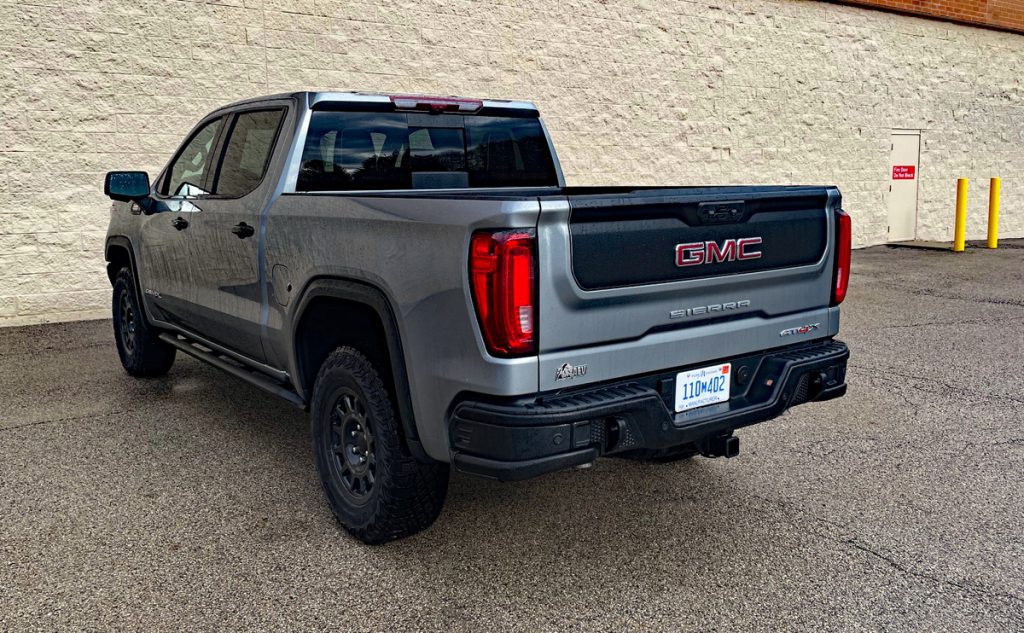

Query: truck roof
[212,91,539,114]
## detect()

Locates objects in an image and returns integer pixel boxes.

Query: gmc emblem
[675,237,763,267]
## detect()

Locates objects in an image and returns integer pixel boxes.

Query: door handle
[231,222,255,239]
[171,217,188,230]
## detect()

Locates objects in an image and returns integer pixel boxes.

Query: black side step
[158,333,305,409]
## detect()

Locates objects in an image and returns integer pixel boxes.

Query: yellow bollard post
[987,177,1000,249]
[953,178,968,252]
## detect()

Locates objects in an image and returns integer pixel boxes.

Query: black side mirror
[104,171,151,202]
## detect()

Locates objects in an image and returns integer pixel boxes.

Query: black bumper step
[450,339,849,481]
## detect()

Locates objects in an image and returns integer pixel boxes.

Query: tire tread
[312,347,448,544]
[113,267,176,377]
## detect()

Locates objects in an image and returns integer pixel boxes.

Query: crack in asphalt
[865,281,1024,309]
[843,537,1024,608]
[0,341,108,359]
[868,375,921,408]
[757,497,1024,611]
[585,472,1024,613]
[850,362,1024,406]
[0,410,129,434]
[881,318,1003,330]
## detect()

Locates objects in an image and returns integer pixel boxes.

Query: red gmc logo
[675,237,763,267]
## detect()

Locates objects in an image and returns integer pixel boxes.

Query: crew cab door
[185,106,287,361]
[139,115,225,328]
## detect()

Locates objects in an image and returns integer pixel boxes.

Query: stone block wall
[1,0,1021,324]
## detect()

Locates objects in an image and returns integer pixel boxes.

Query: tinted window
[297,111,557,191]
[300,113,409,190]
[164,117,222,197]
[214,109,285,197]
[465,117,557,187]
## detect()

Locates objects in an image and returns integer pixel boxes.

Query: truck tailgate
[536,186,842,391]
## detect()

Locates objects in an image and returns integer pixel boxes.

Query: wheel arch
[105,236,152,322]
[290,277,428,461]
[105,235,137,285]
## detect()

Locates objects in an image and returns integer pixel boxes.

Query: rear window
[297,111,557,191]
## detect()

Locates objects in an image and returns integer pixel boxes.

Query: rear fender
[289,278,427,461]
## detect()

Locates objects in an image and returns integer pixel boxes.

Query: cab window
[162,117,223,197]
[213,109,285,197]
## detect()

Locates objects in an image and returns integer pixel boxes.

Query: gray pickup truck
[104,91,850,543]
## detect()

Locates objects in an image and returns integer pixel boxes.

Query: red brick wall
[835,0,1024,33]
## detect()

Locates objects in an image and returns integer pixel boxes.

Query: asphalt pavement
[1,245,1022,631]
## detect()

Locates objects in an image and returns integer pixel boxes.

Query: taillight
[469,229,536,357]
[832,209,851,305]
[390,95,483,113]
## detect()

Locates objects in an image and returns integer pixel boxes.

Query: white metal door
[887,131,920,242]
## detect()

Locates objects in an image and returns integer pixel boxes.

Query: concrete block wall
[1,0,1022,325]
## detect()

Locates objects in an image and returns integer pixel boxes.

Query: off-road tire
[112,267,176,377]
[618,444,699,464]
[311,347,449,544]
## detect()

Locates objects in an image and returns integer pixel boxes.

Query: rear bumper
[449,339,848,481]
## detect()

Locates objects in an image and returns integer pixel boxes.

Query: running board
[158,333,306,409]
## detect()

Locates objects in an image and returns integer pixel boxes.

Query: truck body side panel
[262,194,542,461]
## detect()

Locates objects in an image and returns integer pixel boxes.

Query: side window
[163,117,222,197]
[214,109,285,197]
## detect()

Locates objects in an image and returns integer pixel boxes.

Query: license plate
[675,363,731,413]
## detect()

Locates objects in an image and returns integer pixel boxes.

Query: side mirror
[104,171,151,202]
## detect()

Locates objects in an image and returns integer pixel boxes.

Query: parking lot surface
[1,245,1022,632]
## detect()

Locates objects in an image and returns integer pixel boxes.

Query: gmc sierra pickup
[104,92,850,544]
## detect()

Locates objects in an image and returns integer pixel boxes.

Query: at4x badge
[780,323,820,337]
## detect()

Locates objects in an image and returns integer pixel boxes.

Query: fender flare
[104,235,137,279]
[289,277,428,461]
[104,236,148,313]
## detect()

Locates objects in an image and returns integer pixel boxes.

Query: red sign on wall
[892,165,916,180]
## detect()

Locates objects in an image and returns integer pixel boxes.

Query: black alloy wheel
[329,388,377,502]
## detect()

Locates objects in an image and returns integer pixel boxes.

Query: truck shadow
[366,458,789,624]
[126,355,786,610]
[171,352,764,533]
